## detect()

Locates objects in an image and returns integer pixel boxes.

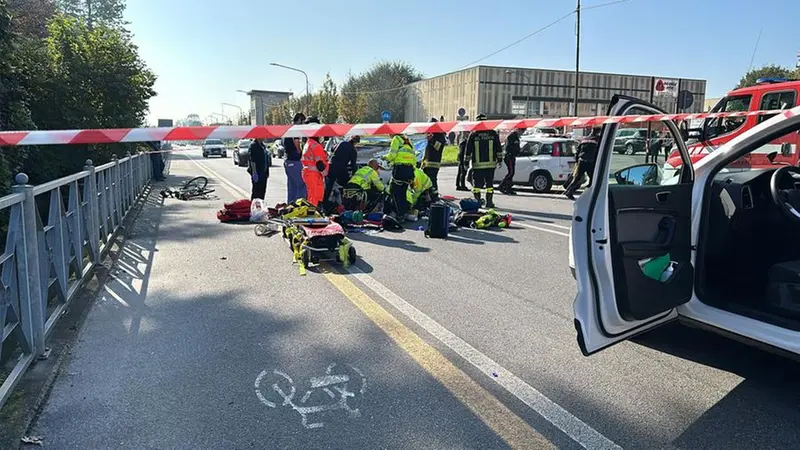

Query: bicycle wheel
[183,176,208,191]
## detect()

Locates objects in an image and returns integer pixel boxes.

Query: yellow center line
[323,268,555,450]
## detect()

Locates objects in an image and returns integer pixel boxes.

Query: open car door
[572,95,696,355]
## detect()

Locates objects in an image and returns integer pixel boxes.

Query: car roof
[727,79,800,96]
[521,137,576,143]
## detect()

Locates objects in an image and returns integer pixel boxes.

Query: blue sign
[381,110,391,122]
[457,107,466,117]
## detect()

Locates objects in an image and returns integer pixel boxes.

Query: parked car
[202,139,226,158]
[233,139,251,167]
[570,94,800,359]
[499,137,577,193]
[612,128,659,154]
[271,140,285,159]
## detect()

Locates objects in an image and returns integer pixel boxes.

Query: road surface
[29,147,800,449]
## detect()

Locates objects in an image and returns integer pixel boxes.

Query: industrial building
[405,65,706,122]
[246,90,293,125]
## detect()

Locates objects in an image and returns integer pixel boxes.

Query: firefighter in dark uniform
[498,128,522,195]
[455,132,469,191]
[465,113,502,208]
[423,118,446,192]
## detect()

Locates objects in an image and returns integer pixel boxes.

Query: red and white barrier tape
[0,109,788,147]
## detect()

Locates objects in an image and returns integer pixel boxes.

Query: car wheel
[625,143,635,155]
[222,152,227,158]
[203,153,208,158]
[529,171,552,193]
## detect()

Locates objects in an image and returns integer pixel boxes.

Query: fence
[0,151,156,409]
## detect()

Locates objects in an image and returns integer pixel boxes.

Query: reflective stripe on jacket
[301,139,328,175]
[423,133,446,168]
[348,166,384,191]
[407,168,433,204]
[467,130,502,169]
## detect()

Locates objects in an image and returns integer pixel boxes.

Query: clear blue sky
[125,0,800,124]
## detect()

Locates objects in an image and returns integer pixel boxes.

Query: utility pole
[573,0,581,117]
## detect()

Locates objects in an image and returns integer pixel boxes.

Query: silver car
[202,139,227,158]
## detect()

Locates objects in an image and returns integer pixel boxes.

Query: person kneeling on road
[382,134,416,220]
[342,159,385,212]
[406,166,436,220]
[466,113,502,208]
[248,138,269,200]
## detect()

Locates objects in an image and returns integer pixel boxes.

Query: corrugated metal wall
[406,66,706,122]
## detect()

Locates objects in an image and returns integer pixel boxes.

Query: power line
[336,0,631,96]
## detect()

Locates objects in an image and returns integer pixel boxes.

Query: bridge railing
[0,152,154,408]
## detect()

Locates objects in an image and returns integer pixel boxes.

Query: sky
[125,0,800,125]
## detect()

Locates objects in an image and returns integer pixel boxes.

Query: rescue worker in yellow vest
[342,159,384,212]
[465,113,502,208]
[423,117,447,191]
[383,134,416,219]
[406,167,436,219]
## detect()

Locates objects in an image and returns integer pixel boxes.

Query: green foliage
[340,61,423,122]
[56,0,125,29]
[315,73,339,124]
[736,64,799,89]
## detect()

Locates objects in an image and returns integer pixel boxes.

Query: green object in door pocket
[639,253,671,281]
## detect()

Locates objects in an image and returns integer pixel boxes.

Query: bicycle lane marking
[322,268,556,450]
[186,154,616,449]
[345,265,621,450]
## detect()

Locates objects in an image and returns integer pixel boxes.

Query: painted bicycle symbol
[254,363,367,429]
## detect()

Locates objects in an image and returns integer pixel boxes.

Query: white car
[202,139,226,158]
[570,94,800,358]
[493,137,578,193]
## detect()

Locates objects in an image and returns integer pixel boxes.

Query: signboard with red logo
[653,78,679,98]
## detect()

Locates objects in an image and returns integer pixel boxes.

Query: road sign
[381,110,391,122]
[653,78,679,98]
[457,107,466,117]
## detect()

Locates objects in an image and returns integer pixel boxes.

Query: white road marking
[191,156,610,447]
[517,222,570,237]
[347,265,620,450]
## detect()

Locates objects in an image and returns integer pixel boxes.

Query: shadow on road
[448,228,518,245]
[631,323,800,448]
[495,207,574,223]
[346,232,431,253]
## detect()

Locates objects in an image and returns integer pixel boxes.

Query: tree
[340,61,423,122]
[236,112,249,125]
[8,0,57,38]
[56,0,126,29]
[315,73,338,124]
[736,64,798,89]
[338,92,367,124]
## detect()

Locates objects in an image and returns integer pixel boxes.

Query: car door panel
[572,95,695,355]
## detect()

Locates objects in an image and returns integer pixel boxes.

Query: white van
[570,94,800,358]
[493,137,578,193]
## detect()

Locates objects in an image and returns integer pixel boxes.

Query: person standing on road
[383,134,416,219]
[148,141,166,181]
[465,114,502,208]
[498,127,522,195]
[323,135,360,212]
[248,138,269,200]
[422,118,446,192]
[455,132,469,191]
[300,116,328,207]
[564,126,601,200]
[283,113,307,203]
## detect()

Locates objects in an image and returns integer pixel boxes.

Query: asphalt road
[30,147,800,449]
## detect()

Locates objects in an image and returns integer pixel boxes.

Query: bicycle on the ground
[160,176,215,200]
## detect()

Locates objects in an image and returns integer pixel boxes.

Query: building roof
[414,65,706,84]
[247,90,293,96]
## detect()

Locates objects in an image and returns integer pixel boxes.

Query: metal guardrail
[0,151,155,409]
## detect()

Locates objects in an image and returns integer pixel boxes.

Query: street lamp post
[506,70,532,117]
[222,102,243,124]
[270,62,310,114]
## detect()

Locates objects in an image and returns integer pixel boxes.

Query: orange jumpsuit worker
[300,116,328,207]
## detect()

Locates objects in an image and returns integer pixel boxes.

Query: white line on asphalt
[187,156,613,448]
[347,265,621,450]
[517,223,570,237]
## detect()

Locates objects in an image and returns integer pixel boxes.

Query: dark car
[233,139,251,167]
[613,128,660,155]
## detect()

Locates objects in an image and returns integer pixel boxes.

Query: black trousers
[472,168,495,190]
[251,178,267,200]
[323,164,350,205]
[499,157,515,190]
[385,165,415,216]
[423,167,439,191]
[456,149,467,188]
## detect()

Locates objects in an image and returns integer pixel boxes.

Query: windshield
[239,141,250,148]
[703,94,752,141]
[205,139,223,145]
[616,129,637,138]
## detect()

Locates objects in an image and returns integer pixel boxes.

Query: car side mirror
[613,163,661,186]
[781,142,792,157]
[767,151,778,163]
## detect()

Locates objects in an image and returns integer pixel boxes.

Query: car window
[608,117,684,187]
[537,144,553,155]
[239,141,250,148]
[519,141,538,157]
[205,139,223,145]
[757,90,797,124]
[703,94,752,140]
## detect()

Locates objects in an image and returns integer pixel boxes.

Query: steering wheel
[769,166,800,222]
